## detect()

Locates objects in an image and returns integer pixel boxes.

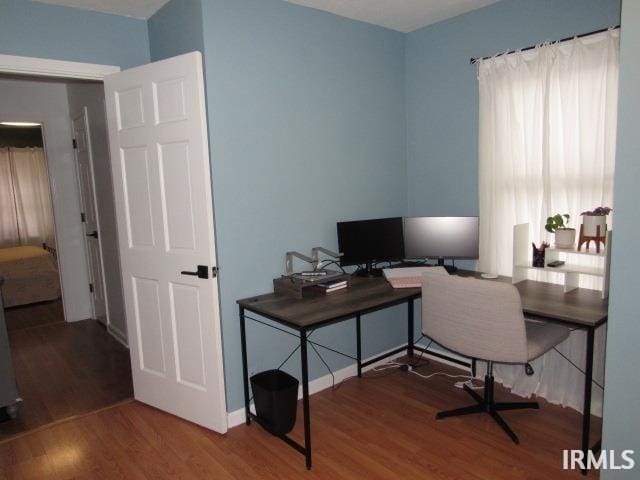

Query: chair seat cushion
[525,320,570,361]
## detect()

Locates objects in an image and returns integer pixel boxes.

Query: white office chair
[422,274,570,444]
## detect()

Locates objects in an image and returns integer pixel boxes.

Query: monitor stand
[437,258,458,274]
[355,261,383,278]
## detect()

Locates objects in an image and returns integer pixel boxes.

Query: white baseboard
[227,401,255,428]
[108,324,128,348]
[227,343,468,428]
[227,344,403,428]
[415,343,472,372]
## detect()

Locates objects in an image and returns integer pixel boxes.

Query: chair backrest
[422,274,528,363]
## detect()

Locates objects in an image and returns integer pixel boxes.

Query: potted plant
[545,213,576,248]
[580,207,612,237]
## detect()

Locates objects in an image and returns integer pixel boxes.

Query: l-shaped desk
[237,272,608,472]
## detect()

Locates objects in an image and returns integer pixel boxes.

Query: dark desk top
[237,273,608,330]
[513,279,608,328]
[238,276,420,329]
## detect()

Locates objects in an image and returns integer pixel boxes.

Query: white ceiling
[34,0,170,19]
[34,0,499,31]
[286,0,500,33]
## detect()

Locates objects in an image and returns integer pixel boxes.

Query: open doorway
[0,74,132,439]
[1,52,228,436]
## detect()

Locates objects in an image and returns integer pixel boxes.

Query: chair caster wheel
[6,403,19,419]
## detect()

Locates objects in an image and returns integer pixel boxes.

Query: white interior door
[103,52,227,432]
[72,109,107,323]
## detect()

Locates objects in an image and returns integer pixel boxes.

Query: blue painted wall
[145,0,628,414]
[0,0,149,68]
[601,0,640,474]
[405,0,621,218]
[148,0,204,62]
[197,0,407,411]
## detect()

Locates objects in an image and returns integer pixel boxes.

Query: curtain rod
[469,25,620,65]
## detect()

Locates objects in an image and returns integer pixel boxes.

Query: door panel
[133,276,166,376]
[115,88,145,130]
[153,78,187,123]
[104,51,227,433]
[121,147,155,247]
[170,282,205,388]
[158,142,196,251]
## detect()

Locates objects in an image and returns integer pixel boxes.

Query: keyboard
[382,266,450,289]
[386,276,422,288]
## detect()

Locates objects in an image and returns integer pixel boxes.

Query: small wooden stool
[577,224,606,253]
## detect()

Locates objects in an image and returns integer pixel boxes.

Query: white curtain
[0,148,20,245]
[477,30,619,415]
[0,147,54,248]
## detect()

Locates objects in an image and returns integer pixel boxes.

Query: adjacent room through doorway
[0,75,132,440]
[0,124,60,313]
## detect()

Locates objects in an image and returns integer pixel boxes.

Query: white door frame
[0,54,120,80]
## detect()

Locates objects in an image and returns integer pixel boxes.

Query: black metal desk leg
[407,298,414,357]
[239,306,251,425]
[300,329,312,469]
[581,327,595,476]
[356,314,362,377]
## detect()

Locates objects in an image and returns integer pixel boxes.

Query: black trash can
[250,369,299,436]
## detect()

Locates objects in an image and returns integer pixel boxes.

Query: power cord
[371,359,482,389]
[372,360,406,372]
[332,361,406,391]
[399,363,477,382]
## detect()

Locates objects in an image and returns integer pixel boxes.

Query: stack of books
[309,278,348,295]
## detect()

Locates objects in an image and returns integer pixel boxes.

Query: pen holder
[532,244,545,268]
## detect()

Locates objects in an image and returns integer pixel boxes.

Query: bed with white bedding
[0,245,60,308]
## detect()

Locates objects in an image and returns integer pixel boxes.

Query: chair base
[435,376,539,444]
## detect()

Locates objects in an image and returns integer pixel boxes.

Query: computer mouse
[481,273,499,279]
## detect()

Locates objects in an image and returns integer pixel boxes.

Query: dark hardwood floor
[1,302,133,440]
[0,357,600,479]
[4,300,65,332]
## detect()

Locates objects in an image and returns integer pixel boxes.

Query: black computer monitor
[337,217,404,276]
[403,216,479,266]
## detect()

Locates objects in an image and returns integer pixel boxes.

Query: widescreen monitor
[403,216,479,261]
